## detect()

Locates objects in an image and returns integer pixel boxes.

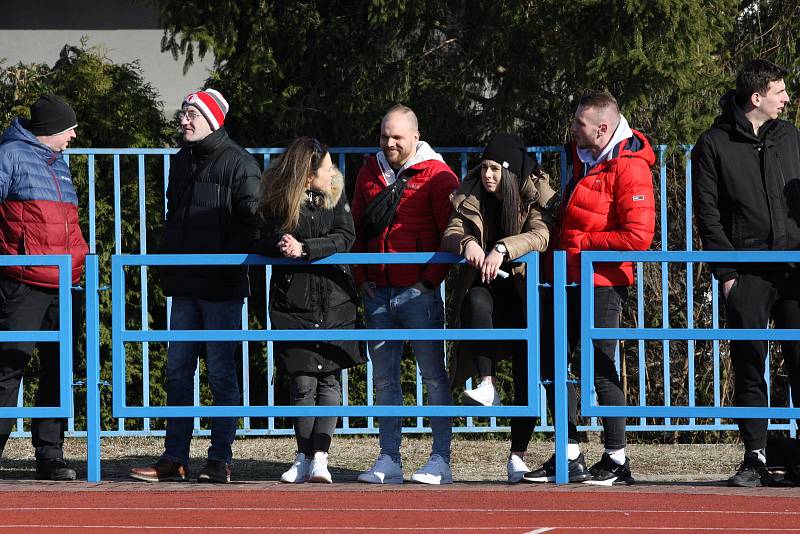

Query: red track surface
[1,484,799,533]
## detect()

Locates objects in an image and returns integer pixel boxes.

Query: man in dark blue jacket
[129,89,261,484]
[0,95,88,480]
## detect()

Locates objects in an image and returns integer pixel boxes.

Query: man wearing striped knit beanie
[130,88,261,484]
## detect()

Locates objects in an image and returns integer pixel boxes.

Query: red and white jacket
[552,128,656,286]
[351,142,459,288]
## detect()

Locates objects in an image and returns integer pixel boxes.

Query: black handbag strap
[360,175,411,240]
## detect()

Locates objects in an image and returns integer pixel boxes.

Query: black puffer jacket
[693,89,800,281]
[158,128,261,299]
[258,176,365,375]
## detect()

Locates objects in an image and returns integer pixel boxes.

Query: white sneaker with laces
[309,451,332,483]
[410,454,453,485]
[461,381,501,406]
[357,454,404,484]
[280,452,310,484]
[507,454,530,484]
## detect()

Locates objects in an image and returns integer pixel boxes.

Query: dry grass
[0,435,743,482]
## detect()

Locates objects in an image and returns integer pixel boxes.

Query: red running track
[0,485,799,533]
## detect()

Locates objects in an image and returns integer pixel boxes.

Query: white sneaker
[461,381,501,406]
[410,454,453,485]
[357,454,404,484]
[309,451,332,484]
[507,454,530,484]
[280,452,310,484]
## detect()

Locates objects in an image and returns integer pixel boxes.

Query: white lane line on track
[0,527,799,532]
[523,529,555,534]
[4,507,800,515]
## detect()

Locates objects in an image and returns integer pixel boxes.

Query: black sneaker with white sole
[583,453,635,486]
[522,452,591,483]
[728,451,769,487]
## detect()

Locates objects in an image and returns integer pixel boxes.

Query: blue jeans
[162,297,242,466]
[364,286,452,463]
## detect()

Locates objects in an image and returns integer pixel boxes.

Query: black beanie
[26,95,78,136]
[481,133,535,181]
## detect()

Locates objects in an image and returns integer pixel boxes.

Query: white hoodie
[576,114,633,169]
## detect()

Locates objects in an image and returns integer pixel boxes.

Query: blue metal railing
[0,256,74,425]
[61,145,570,438]
[109,252,541,418]
[0,144,788,484]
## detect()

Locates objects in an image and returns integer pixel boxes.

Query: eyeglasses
[179,110,202,122]
[311,138,324,154]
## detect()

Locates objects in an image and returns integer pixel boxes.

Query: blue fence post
[553,251,569,484]
[85,255,101,481]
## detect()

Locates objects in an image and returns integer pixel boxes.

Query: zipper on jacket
[47,160,71,255]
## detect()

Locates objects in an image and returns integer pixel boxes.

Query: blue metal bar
[241,298,251,432]
[637,262,646,427]
[137,154,151,432]
[114,405,550,418]
[87,155,97,252]
[85,255,101,482]
[660,147,670,426]
[58,256,73,416]
[121,328,532,343]
[113,155,122,254]
[553,251,569,484]
[684,148,696,426]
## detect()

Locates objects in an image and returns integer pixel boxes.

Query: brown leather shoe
[130,458,189,482]
[197,460,231,483]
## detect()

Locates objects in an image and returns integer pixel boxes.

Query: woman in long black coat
[257,137,364,484]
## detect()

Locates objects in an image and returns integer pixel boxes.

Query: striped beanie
[182,88,229,130]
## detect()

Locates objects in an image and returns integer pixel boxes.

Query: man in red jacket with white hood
[521,91,655,486]
[352,104,459,485]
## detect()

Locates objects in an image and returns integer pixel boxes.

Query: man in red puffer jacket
[352,104,459,485]
[523,91,655,487]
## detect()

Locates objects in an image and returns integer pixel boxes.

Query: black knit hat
[481,133,535,181]
[25,95,78,136]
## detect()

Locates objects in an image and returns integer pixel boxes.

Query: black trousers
[289,372,341,455]
[0,278,70,461]
[513,285,628,452]
[725,270,800,451]
[459,277,536,450]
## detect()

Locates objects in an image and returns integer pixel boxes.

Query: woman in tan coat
[441,133,555,483]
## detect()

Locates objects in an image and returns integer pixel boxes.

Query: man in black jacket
[693,59,800,487]
[130,89,261,484]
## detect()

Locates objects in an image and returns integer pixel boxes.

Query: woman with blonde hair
[257,137,364,484]
[442,133,555,483]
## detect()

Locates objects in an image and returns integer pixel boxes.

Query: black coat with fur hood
[257,174,365,375]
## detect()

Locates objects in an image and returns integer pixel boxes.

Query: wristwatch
[494,243,508,257]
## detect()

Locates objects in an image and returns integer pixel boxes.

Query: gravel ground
[0,435,744,483]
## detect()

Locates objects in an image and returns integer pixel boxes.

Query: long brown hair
[259,136,329,233]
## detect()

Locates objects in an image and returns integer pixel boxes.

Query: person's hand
[278,234,303,259]
[722,278,736,299]
[464,240,485,270]
[481,249,505,283]
[359,281,376,299]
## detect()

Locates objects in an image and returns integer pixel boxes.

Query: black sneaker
[728,451,769,487]
[583,453,635,486]
[522,453,591,483]
[197,460,231,484]
[36,459,76,481]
